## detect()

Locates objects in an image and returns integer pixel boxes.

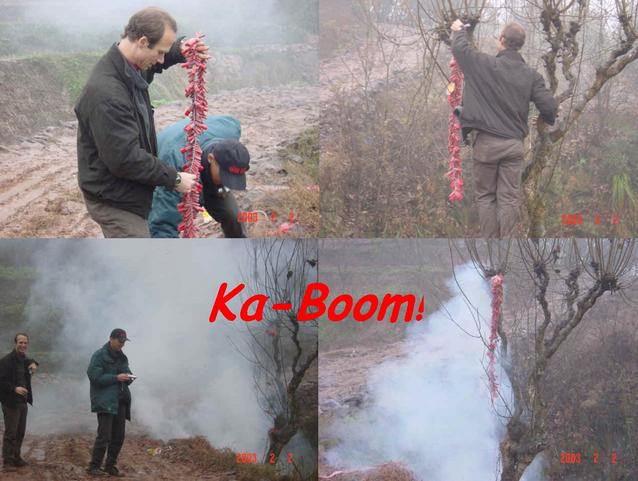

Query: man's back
[452,30,557,139]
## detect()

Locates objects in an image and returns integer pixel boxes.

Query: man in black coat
[75,7,206,237]
[0,333,38,472]
[451,20,558,237]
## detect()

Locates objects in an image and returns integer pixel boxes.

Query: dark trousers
[2,402,27,464]
[84,195,151,238]
[90,403,127,469]
[203,191,246,238]
[472,131,525,238]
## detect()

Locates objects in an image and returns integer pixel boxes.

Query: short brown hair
[122,7,177,48]
[14,333,28,343]
[501,22,526,50]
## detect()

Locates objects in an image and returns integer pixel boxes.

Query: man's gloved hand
[451,19,465,32]
[15,387,28,397]
[176,172,197,193]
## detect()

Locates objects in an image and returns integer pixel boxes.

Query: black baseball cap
[212,140,250,190]
[110,329,130,342]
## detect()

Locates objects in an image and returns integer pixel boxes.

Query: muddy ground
[0,85,318,238]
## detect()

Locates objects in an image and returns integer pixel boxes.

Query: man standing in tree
[451,20,558,237]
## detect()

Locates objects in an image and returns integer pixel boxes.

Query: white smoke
[23,240,271,453]
[325,263,514,480]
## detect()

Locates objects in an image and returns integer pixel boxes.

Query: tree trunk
[523,131,554,237]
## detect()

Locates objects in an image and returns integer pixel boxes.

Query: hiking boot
[14,458,28,467]
[104,465,125,477]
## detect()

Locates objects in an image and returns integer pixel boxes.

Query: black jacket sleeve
[89,98,178,187]
[531,72,558,125]
[451,30,493,73]
[0,355,14,395]
[146,37,187,78]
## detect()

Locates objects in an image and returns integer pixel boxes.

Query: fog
[325,263,546,480]
[6,0,308,50]
[21,240,272,454]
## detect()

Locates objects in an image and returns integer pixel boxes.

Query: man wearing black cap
[148,115,251,238]
[0,334,38,472]
[87,329,134,477]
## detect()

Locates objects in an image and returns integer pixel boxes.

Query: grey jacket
[451,30,558,140]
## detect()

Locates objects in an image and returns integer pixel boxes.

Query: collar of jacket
[106,43,147,92]
[496,48,525,63]
[102,342,127,361]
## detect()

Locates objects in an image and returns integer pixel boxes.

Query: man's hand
[181,37,211,61]
[176,172,197,193]
[116,373,130,382]
[28,363,37,374]
[15,387,28,396]
[451,19,465,32]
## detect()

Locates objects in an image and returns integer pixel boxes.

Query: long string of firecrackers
[488,274,504,401]
[177,33,209,238]
[446,57,464,202]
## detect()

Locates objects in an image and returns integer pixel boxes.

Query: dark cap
[212,140,250,190]
[110,329,130,342]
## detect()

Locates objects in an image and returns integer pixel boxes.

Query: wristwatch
[175,173,182,187]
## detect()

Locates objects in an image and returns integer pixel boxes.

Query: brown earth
[0,433,239,481]
[0,85,318,237]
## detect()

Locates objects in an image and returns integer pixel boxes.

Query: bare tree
[241,239,319,463]
[461,238,635,481]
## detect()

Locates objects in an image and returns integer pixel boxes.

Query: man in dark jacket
[75,7,202,237]
[87,329,134,477]
[0,333,38,472]
[451,20,558,237]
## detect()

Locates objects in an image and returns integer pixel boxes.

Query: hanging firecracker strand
[446,57,464,202]
[177,33,209,238]
[488,274,503,401]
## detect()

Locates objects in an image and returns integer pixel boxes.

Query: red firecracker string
[177,33,209,238]
[488,274,503,401]
[446,57,464,202]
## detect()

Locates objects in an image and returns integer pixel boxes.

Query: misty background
[0,239,278,454]
[0,0,318,55]
[324,263,527,480]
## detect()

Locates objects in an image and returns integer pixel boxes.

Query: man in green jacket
[87,329,134,477]
[149,115,251,238]
[75,7,205,237]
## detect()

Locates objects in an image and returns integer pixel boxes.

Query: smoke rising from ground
[23,240,270,453]
[325,263,514,480]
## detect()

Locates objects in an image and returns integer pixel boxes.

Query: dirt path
[0,433,236,481]
[320,24,423,105]
[0,85,318,237]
